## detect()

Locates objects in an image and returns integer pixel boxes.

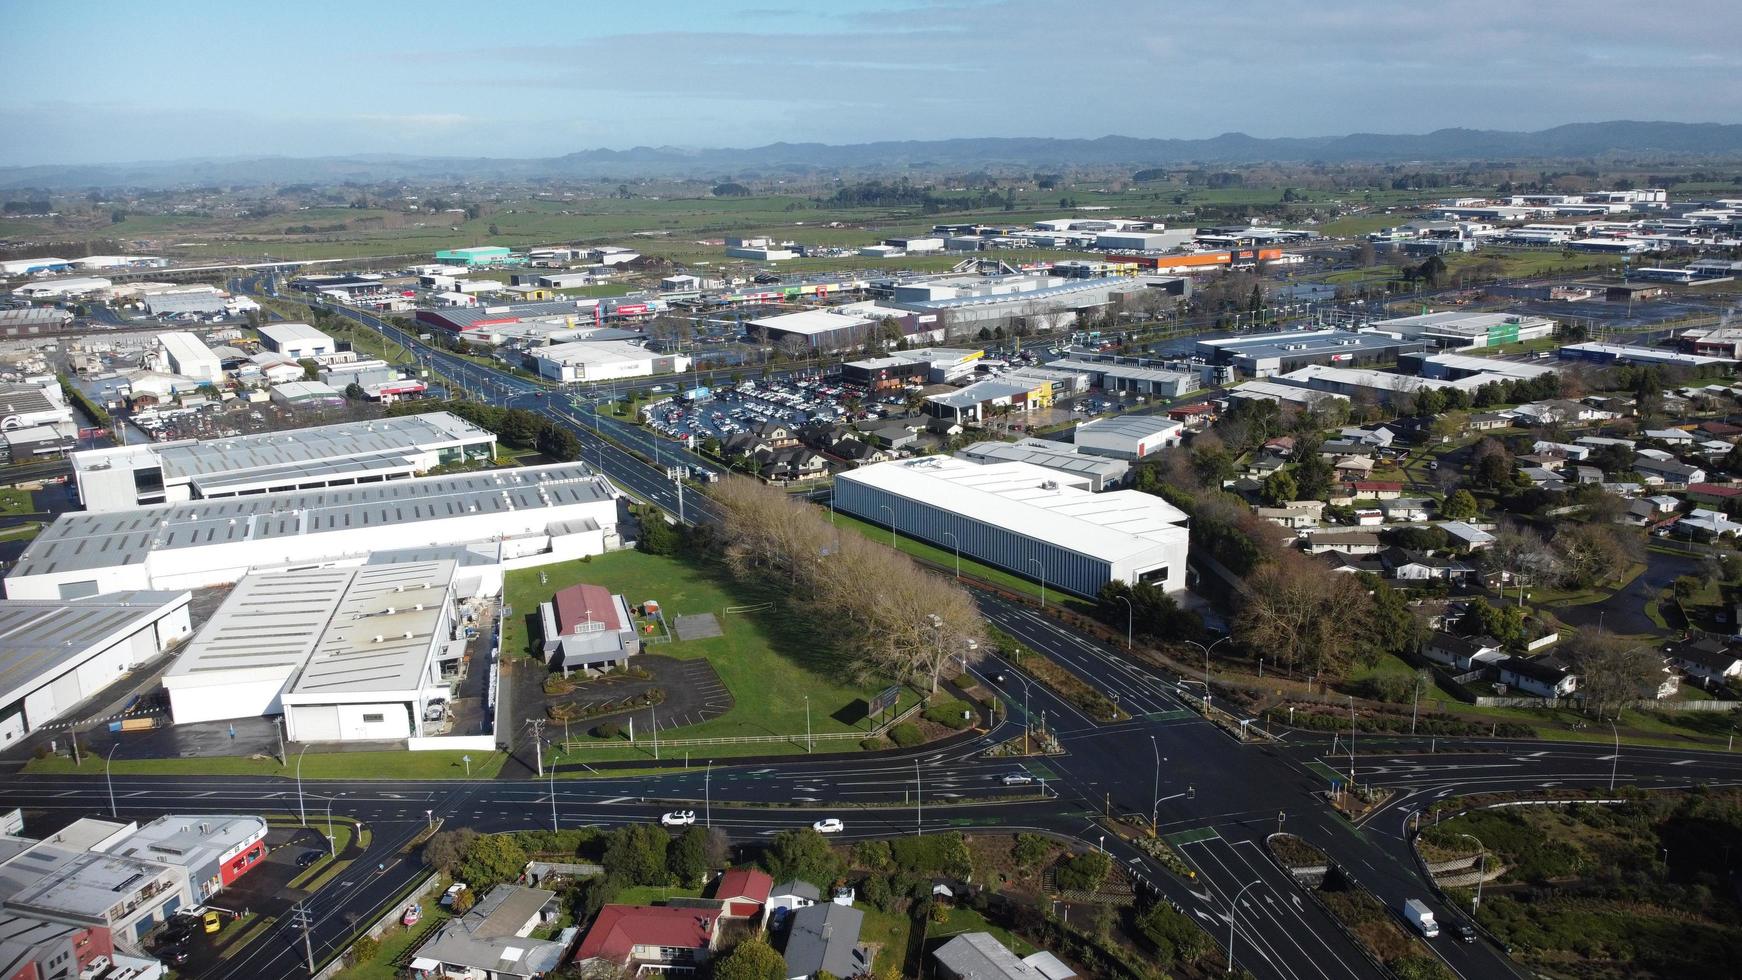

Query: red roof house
[575,905,720,972]
[711,868,774,921]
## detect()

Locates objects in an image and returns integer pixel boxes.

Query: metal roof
[957,441,1127,479]
[0,591,190,705]
[149,412,488,480]
[292,561,454,696]
[13,462,612,578]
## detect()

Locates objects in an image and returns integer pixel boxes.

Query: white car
[439,883,468,907]
[811,818,845,834]
[1001,774,1034,786]
[661,810,696,827]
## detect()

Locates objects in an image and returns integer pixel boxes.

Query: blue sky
[2,0,1739,167]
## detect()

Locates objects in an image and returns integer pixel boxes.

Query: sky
[2,0,1740,167]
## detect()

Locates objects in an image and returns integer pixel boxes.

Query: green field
[504,550,921,760]
[0,488,36,514]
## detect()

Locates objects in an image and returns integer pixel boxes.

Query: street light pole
[1027,558,1047,609]
[325,795,338,856]
[1117,594,1134,651]
[1457,833,1486,913]
[1228,880,1262,975]
[1609,719,1620,791]
[549,745,560,832]
[296,744,310,825]
[705,760,712,828]
[1186,636,1229,708]
[1150,736,1163,830]
[805,696,812,754]
[105,744,119,818]
[879,504,896,548]
[915,759,922,836]
[942,531,960,580]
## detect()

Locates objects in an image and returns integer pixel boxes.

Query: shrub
[543,676,574,696]
[1135,901,1209,966]
[922,699,975,730]
[350,935,380,964]
[1054,851,1111,892]
[593,722,622,739]
[889,723,924,747]
[860,737,883,751]
[1012,834,1051,869]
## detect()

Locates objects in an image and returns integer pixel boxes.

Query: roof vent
[373,634,385,643]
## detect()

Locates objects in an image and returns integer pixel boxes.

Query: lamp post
[1185,636,1229,707]
[296,744,310,826]
[805,695,812,754]
[1609,719,1620,791]
[1228,880,1262,976]
[705,760,712,828]
[1027,558,1047,609]
[1116,594,1134,650]
[942,531,961,580]
[549,743,560,832]
[879,504,896,548]
[1456,833,1486,912]
[325,794,341,856]
[1150,736,1164,830]
[1348,696,1357,790]
[105,744,119,818]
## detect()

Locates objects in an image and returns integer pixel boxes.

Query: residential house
[1380,547,1476,584]
[1497,655,1578,698]
[1381,497,1432,522]
[1686,483,1742,507]
[1511,400,1616,425]
[1665,637,1742,689]
[1467,412,1510,431]
[1438,522,1495,550]
[780,902,868,980]
[1339,481,1404,500]
[767,881,820,921]
[573,905,720,975]
[1672,508,1742,541]
[1334,455,1375,479]
[860,417,926,450]
[411,886,565,980]
[1319,550,1384,575]
[1302,529,1384,555]
[1421,632,1506,672]
[1319,440,1376,460]
[1642,428,1697,446]
[757,446,828,483]
[1699,420,1742,440]
[1626,495,1682,524]
[933,932,1050,980]
[1339,426,1397,448]
[1255,501,1325,529]
[1532,440,1592,461]
[1166,402,1216,426]
[711,869,774,926]
[1353,508,1384,527]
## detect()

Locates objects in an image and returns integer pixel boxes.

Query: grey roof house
[780,902,867,980]
[411,885,566,980]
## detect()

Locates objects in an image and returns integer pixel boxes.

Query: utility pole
[276,717,287,766]
[294,903,314,975]
[527,719,546,778]
[915,759,922,836]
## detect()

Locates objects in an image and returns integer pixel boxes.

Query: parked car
[811,818,845,834]
[296,850,321,869]
[661,810,696,827]
[402,904,422,927]
[1001,774,1034,786]
[201,912,223,935]
[440,883,469,907]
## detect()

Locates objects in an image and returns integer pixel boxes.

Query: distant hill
[4,121,1741,190]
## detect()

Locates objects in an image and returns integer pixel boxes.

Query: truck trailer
[1403,899,1440,938]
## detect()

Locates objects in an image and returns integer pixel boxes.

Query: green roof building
[435,245,514,266]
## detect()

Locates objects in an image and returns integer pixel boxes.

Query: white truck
[1403,899,1440,938]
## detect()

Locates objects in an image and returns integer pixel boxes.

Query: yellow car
[202,911,222,934]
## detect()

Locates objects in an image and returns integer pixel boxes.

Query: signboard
[868,685,901,717]
[1486,322,1521,347]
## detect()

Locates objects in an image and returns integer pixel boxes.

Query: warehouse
[834,456,1190,597]
[1368,311,1556,350]
[156,332,222,383]
[435,246,514,267]
[5,462,620,600]
[841,348,984,389]
[73,411,497,511]
[1044,358,1197,397]
[748,308,878,351]
[144,290,228,317]
[415,300,609,337]
[1400,352,1560,382]
[0,591,193,745]
[0,307,73,338]
[531,341,691,383]
[956,440,1129,491]
[1226,380,1350,410]
[1270,364,1518,406]
[12,277,111,299]
[1092,230,1195,252]
[270,380,345,408]
[257,322,336,358]
[0,381,74,430]
[1074,416,1184,460]
[1557,343,1733,368]
[924,376,1052,423]
[163,561,461,740]
[1195,329,1427,378]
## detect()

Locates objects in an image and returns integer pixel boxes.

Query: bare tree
[1234,552,1374,677]
[1561,628,1665,719]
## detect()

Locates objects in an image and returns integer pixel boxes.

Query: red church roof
[576,905,718,964]
[552,583,624,635]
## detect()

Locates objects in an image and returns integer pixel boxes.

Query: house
[1166,402,1216,426]
[1686,483,1742,506]
[711,868,774,924]
[1497,655,1578,698]
[1353,508,1384,527]
[1438,522,1495,550]
[1665,637,1742,688]
[933,932,1050,980]
[1319,550,1385,575]
[1380,547,1476,583]
[768,881,820,919]
[1468,412,1510,431]
[1340,481,1405,500]
[1626,495,1682,524]
[1672,508,1742,541]
[780,902,868,980]
[757,446,828,483]
[860,418,925,450]
[1380,497,1432,522]
[1632,455,1705,486]
[574,905,721,974]
[411,886,565,980]
[1021,951,1079,980]
[1302,529,1384,555]
[1421,632,1506,671]
[1338,426,1397,448]
[1532,440,1592,461]
[1642,428,1697,446]
[1572,465,1605,485]
[1255,501,1325,529]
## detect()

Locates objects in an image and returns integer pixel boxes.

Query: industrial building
[106,815,268,901]
[0,307,74,338]
[841,348,984,389]
[1270,364,1519,406]
[890,275,1125,334]
[1195,329,1427,378]
[0,591,193,745]
[1368,311,1556,350]
[6,462,620,601]
[257,322,336,358]
[143,291,228,317]
[163,561,461,740]
[1557,343,1734,368]
[1226,381,1349,410]
[1044,358,1198,397]
[924,376,1053,423]
[1401,352,1560,382]
[0,381,74,431]
[435,246,514,267]
[1,843,191,942]
[155,332,221,383]
[11,278,111,299]
[73,412,498,511]
[530,341,691,383]
[956,440,1129,491]
[1074,416,1184,460]
[748,308,880,351]
[834,456,1190,597]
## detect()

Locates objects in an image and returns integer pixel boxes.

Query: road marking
[1164,826,1221,847]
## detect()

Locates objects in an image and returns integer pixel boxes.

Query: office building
[0,592,193,745]
[6,463,620,601]
[834,456,1189,597]
[1195,330,1427,378]
[72,412,497,512]
[435,246,513,267]
[1044,358,1197,397]
[530,341,690,383]
[106,815,268,901]
[1368,311,1556,350]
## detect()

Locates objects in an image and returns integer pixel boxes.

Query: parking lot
[641,373,901,442]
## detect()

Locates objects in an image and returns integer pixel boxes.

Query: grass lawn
[334,902,452,980]
[611,883,705,906]
[0,488,35,514]
[504,551,924,756]
[0,522,42,543]
[24,749,507,779]
[859,906,916,974]
[928,904,1035,956]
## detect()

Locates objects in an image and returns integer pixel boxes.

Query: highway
[9,298,1735,980]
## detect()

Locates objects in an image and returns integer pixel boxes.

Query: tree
[666,827,710,886]
[637,506,681,556]
[345,382,366,401]
[459,834,527,889]
[487,223,501,237]
[602,823,670,886]
[1054,851,1111,891]
[712,937,785,980]
[1292,452,1336,501]
[1261,470,1298,506]
[299,358,321,381]
[1439,490,1478,521]
[1234,552,1374,677]
[1135,901,1210,966]
[1562,628,1665,718]
[424,828,478,874]
[1462,597,1527,649]
[760,828,841,886]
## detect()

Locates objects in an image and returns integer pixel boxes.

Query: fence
[559,691,928,752]
[312,871,442,980]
